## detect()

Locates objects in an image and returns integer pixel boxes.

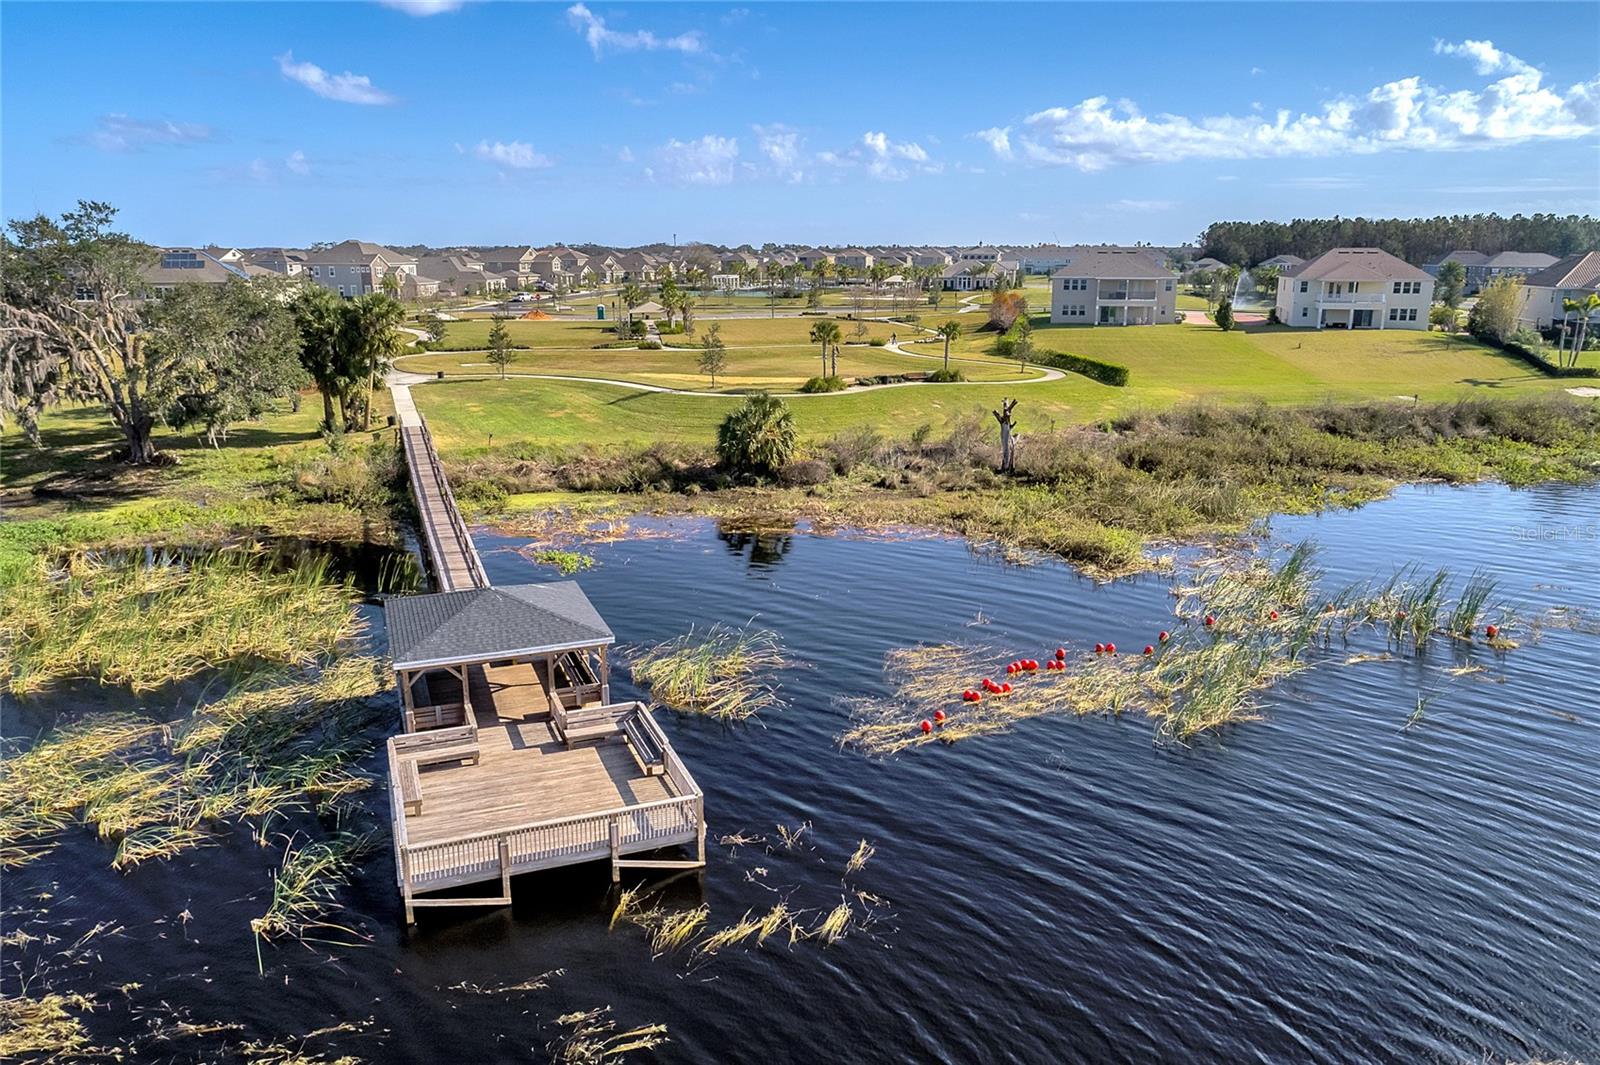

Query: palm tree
[1561,293,1600,367]
[936,320,962,372]
[809,319,841,378]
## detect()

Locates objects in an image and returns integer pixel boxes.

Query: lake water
[6,482,1598,1063]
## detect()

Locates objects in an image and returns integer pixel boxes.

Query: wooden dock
[384,407,705,922]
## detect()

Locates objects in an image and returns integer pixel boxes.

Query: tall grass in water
[0,992,99,1060]
[547,1007,668,1064]
[1448,570,1499,637]
[0,549,360,694]
[251,833,370,973]
[0,657,389,869]
[630,625,784,721]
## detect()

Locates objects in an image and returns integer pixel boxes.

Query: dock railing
[402,417,488,592]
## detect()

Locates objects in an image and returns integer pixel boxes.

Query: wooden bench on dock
[554,702,632,747]
[623,708,668,776]
[390,725,481,816]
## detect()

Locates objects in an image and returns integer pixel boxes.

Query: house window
[1393,281,1402,294]
[1388,308,1398,321]
[1164,281,1173,291]
[1301,307,1309,318]
[1299,280,1308,293]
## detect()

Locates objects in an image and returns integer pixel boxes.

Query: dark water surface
[7,483,1598,1063]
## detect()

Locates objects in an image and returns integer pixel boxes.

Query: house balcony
[1097,291,1159,303]
[1315,293,1386,306]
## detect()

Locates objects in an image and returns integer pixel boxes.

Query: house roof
[304,240,414,266]
[1435,249,1491,266]
[1484,251,1559,270]
[1521,251,1600,291]
[1257,254,1305,268]
[630,300,667,314]
[141,248,255,285]
[385,582,614,671]
[482,247,538,262]
[1285,248,1432,283]
[1049,247,1175,280]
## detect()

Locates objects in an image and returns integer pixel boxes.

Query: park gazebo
[386,581,615,733]
[380,581,705,921]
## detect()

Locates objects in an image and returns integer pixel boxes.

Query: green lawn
[409,322,1588,454]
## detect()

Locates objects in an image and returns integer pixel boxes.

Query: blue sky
[3,1,1597,248]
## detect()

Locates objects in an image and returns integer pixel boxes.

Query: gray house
[1050,247,1177,326]
[303,240,418,298]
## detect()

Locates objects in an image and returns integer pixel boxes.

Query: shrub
[1266,307,1281,325]
[800,375,848,393]
[1214,299,1235,332]
[1031,349,1130,387]
[868,338,886,347]
[926,368,965,383]
[639,339,663,350]
[716,393,797,475]
[825,427,882,474]
[779,458,832,486]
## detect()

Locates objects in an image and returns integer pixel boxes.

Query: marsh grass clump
[0,548,361,695]
[547,1007,668,1065]
[630,625,784,721]
[528,549,596,575]
[0,991,100,1060]
[0,657,389,870]
[251,832,371,972]
[1447,570,1500,637]
[810,901,853,946]
[844,839,875,875]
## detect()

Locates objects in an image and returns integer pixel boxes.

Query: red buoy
[1105,643,1116,655]
[1269,610,1279,620]
[1204,615,1216,628]
[1159,630,1171,642]
[1485,624,1499,639]
[920,720,933,733]
[1055,647,1067,660]
[1396,610,1407,621]
[1144,645,1155,656]
[934,710,946,722]
[1001,682,1011,693]
[1094,643,1105,654]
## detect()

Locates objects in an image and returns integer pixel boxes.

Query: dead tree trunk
[992,398,1017,473]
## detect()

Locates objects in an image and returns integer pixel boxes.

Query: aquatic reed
[251,833,370,972]
[0,658,389,869]
[0,991,99,1060]
[1447,571,1499,638]
[810,901,853,945]
[629,625,784,721]
[774,821,810,850]
[844,839,875,875]
[547,1007,668,1064]
[0,548,361,695]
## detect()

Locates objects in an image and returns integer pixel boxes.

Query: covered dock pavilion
[382,581,705,922]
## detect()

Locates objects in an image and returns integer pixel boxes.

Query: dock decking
[385,409,705,922]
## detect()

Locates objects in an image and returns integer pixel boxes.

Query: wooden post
[599,645,610,703]
[609,818,621,883]
[401,849,415,924]
[399,669,416,731]
[498,838,511,901]
[696,797,706,866]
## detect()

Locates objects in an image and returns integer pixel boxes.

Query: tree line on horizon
[1198,213,1600,268]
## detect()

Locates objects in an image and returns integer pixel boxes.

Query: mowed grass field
[409,320,1590,453]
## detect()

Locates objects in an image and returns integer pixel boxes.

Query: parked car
[510,292,534,302]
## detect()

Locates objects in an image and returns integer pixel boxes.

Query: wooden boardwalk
[399,420,486,592]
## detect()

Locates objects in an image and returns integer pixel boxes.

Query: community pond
[5,482,1598,1063]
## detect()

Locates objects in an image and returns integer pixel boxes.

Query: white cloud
[975,126,1013,160]
[1113,198,1175,211]
[566,3,706,58]
[286,149,310,175]
[377,0,463,14]
[276,52,396,105]
[981,40,1599,171]
[82,113,214,152]
[617,145,634,163]
[651,134,739,185]
[473,139,552,169]
[861,130,935,180]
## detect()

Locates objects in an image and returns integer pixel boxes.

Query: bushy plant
[800,375,847,393]
[716,392,797,475]
[927,368,965,383]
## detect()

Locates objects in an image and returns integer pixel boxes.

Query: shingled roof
[385,582,613,671]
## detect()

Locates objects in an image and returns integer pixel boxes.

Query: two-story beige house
[1515,252,1600,330]
[303,240,418,298]
[481,247,540,289]
[1049,247,1177,326]
[1274,248,1433,330]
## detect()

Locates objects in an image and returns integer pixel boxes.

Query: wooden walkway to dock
[384,383,705,922]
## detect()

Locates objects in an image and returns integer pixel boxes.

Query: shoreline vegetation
[453,394,1600,579]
